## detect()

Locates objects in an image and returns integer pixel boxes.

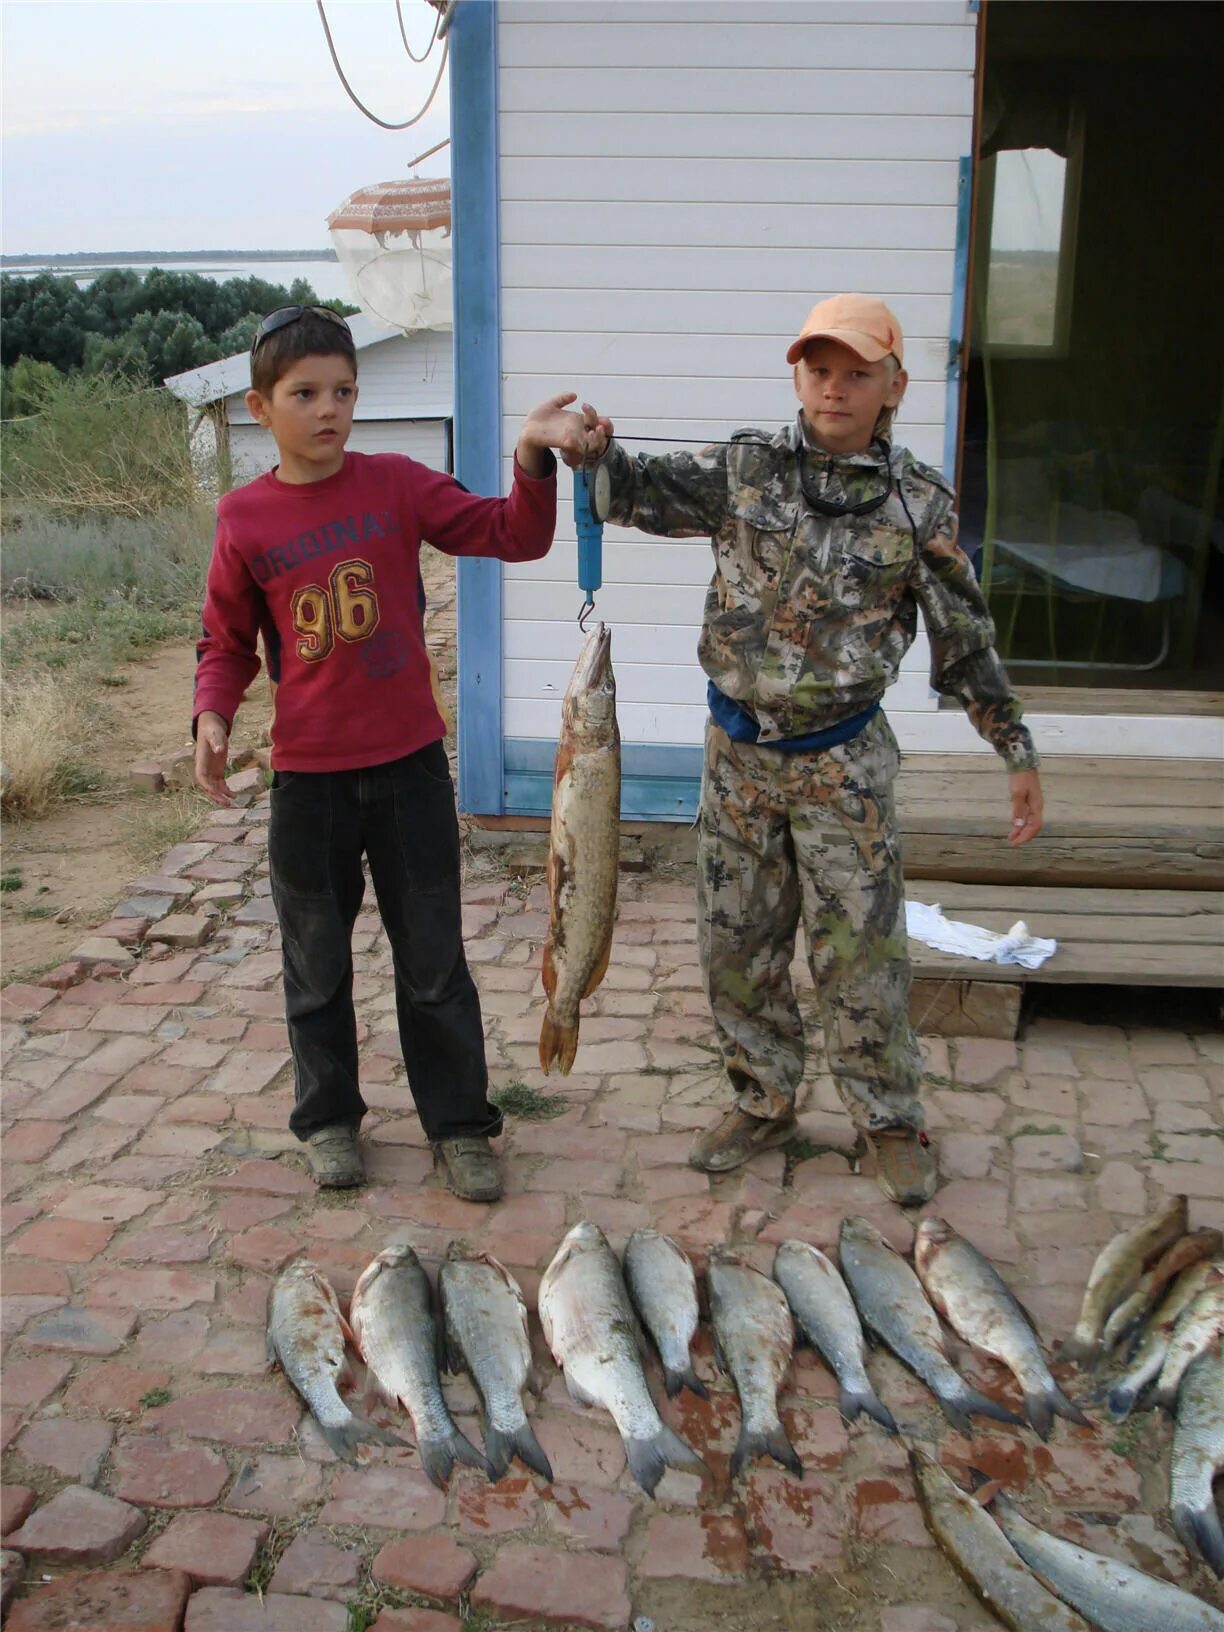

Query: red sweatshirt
[194,450,556,771]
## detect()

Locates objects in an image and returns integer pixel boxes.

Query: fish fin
[624,1425,706,1496]
[581,926,614,1000]
[538,1011,577,1076]
[563,1371,597,1409]
[1105,1383,1139,1421]
[1023,1390,1054,1442]
[838,1384,897,1434]
[664,1364,708,1401]
[1174,1500,1224,1580]
[938,1398,973,1436]
[1058,1332,1101,1366]
[541,940,557,1002]
[319,1412,407,1463]
[954,1385,1025,1430]
[418,1426,491,1490]
[486,1420,554,1483]
[730,1424,802,1480]
[337,1310,358,1350]
[1049,1383,1091,1430]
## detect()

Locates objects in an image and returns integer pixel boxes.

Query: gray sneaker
[689,1107,798,1173]
[433,1136,502,1203]
[305,1123,365,1188]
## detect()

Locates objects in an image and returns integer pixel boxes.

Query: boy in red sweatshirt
[193,304,602,1199]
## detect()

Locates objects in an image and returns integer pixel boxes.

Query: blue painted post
[943,152,974,482]
[450,0,504,815]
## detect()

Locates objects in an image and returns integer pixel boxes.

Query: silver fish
[1107,1260,1221,1420]
[1170,1340,1224,1579]
[992,1488,1224,1629]
[772,1238,896,1432]
[1062,1194,1189,1365]
[266,1258,404,1463]
[1101,1229,1223,1356]
[539,1221,704,1495]
[911,1450,1093,1632]
[439,1247,552,1483]
[838,1215,1022,1435]
[623,1227,707,1401]
[708,1249,802,1478]
[349,1244,489,1489]
[1153,1276,1224,1412]
[915,1217,1088,1441]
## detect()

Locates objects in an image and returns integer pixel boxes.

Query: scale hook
[577,597,596,632]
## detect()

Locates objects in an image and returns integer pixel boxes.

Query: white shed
[165,314,453,484]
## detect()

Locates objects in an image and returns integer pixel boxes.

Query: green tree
[1,357,64,419]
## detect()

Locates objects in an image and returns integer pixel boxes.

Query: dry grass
[124,785,214,869]
[0,669,98,816]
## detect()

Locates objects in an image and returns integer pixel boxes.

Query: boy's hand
[195,712,234,807]
[518,392,613,474]
[1008,769,1043,847]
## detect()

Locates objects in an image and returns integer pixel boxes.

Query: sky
[1,0,452,254]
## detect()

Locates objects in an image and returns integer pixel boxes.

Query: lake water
[2,257,353,304]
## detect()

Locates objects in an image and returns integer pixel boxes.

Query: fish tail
[1105,1382,1138,1420]
[419,1427,492,1489]
[941,1385,1024,1434]
[663,1363,708,1401]
[319,1412,407,1463]
[485,1421,554,1484]
[1059,1331,1101,1365]
[624,1425,706,1496]
[730,1423,803,1481]
[1174,1500,1224,1580]
[838,1383,897,1434]
[538,1010,577,1076]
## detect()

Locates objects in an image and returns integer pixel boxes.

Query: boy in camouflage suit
[575,295,1042,1204]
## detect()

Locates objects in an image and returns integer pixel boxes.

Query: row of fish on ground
[266,1198,1222,1628]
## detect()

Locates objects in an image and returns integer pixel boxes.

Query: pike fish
[539,1221,705,1495]
[1170,1341,1224,1579]
[266,1258,405,1463]
[914,1217,1088,1440]
[990,1488,1224,1631]
[1107,1260,1222,1420]
[838,1215,1023,1435]
[1062,1194,1188,1364]
[623,1227,708,1401]
[1153,1276,1224,1411]
[1100,1228,1223,1355]
[910,1450,1093,1632]
[539,623,620,1075]
[438,1247,552,1483]
[349,1244,489,1489]
[772,1238,896,1432]
[708,1249,802,1478]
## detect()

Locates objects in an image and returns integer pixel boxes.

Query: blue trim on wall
[943,152,974,481]
[504,738,703,823]
[451,0,504,816]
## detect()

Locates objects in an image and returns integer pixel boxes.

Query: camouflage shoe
[689,1107,798,1174]
[434,1136,502,1203]
[864,1126,938,1206]
[305,1123,365,1189]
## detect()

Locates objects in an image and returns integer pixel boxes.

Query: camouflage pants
[696,712,923,1132]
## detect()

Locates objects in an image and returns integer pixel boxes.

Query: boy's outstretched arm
[516,393,611,475]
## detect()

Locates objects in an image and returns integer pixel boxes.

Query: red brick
[455,1473,535,1536]
[55,1183,162,1223]
[544,1482,633,1550]
[371,1531,477,1599]
[209,1050,289,1097]
[17,1416,114,1483]
[63,1363,173,1416]
[370,1611,460,1632]
[97,1092,168,1125]
[6,1483,146,1563]
[15,1215,116,1262]
[212,1158,312,1196]
[143,1510,267,1586]
[225,1455,324,1519]
[319,1460,446,1530]
[86,1266,216,1312]
[115,1226,215,1264]
[2,1121,68,1162]
[532,1413,627,1488]
[113,1434,231,1507]
[366,1186,492,1231]
[0,983,56,1021]
[165,1092,235,1126]
[471,1543,630,1630]
[121,1063,207,1097]
[148,1387,299,1448]
[38,960,90,990]
[639,1511,750,1580]
[1,1485,35,1536]
[197,1325,269,1375]
[742,1468,846,1571]
[5,1567,190,1632]
[0,1354,72,1408]
[18,1070,116,1120]
[227,1225,301,1271]
[185,1589,350,1630]
[1031,1442,1142,1512]
[2,1293,68,1337]
[851,1476,934,1548]
[23,1304,136,1355]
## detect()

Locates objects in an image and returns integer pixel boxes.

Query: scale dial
[589,460,611,523]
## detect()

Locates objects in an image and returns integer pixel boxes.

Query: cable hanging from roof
[396,0,439,62]
[316,0,448,131]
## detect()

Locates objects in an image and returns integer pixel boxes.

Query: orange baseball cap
[786,294,904,367]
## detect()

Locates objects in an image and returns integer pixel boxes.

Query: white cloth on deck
[905,899,1057,969]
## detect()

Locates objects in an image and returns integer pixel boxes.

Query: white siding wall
[228,416,448,484]
[227,330,453,425]
[497,0,976,751]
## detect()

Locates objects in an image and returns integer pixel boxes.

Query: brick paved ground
[2,783,1222,1630]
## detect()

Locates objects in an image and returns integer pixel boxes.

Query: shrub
[0,670,96,816]
[1,504,214,607]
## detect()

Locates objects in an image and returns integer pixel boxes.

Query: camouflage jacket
[603,415,1038,771]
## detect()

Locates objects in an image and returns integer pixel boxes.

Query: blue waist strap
[707,682,880,753]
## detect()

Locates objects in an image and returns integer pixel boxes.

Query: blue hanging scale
[574,459,611,630]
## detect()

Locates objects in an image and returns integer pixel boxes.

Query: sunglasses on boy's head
[250,305,353,357]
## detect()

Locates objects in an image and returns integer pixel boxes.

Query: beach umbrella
[327,178,451,331]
